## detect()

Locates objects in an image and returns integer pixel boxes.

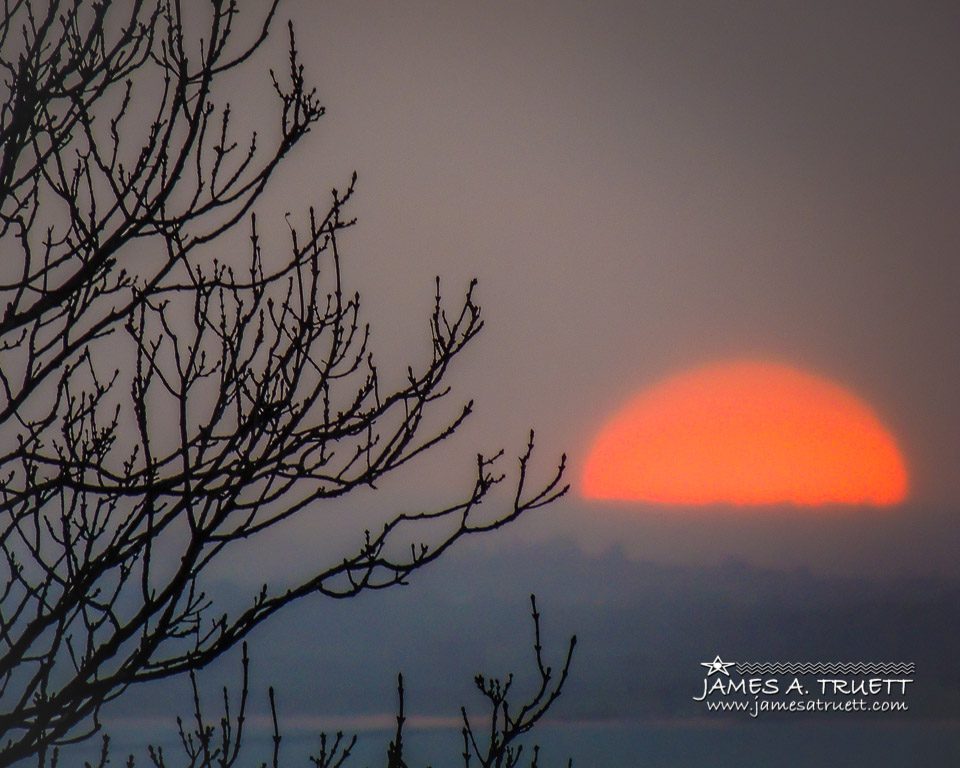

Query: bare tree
[50,595,574,768]
[0,2,568,764]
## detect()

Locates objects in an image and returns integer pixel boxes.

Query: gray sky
[203,0,960,582]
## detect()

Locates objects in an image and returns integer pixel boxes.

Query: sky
[233,0,960,572]
[91,1,960,765]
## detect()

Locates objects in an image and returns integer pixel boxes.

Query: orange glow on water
[582,361,908,506]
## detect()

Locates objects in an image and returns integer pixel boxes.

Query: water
[61,720,960,767]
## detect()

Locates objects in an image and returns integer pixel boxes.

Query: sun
[582,360,908,506]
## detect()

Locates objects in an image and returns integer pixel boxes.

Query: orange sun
[582,360,908,506]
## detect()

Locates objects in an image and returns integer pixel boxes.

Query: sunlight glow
[582,361,908,506]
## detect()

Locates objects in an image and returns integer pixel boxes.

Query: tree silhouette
[66,595,575,768]
[0,2,568,764]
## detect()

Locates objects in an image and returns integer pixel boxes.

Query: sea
[60,719,960,768]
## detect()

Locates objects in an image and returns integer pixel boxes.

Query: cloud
[110,538,960,725]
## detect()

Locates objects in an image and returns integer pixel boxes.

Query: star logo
[701,655,735,676]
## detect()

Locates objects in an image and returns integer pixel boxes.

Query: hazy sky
[199,0,960,579]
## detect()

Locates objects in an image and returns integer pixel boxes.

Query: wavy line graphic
[734,662,915,676]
